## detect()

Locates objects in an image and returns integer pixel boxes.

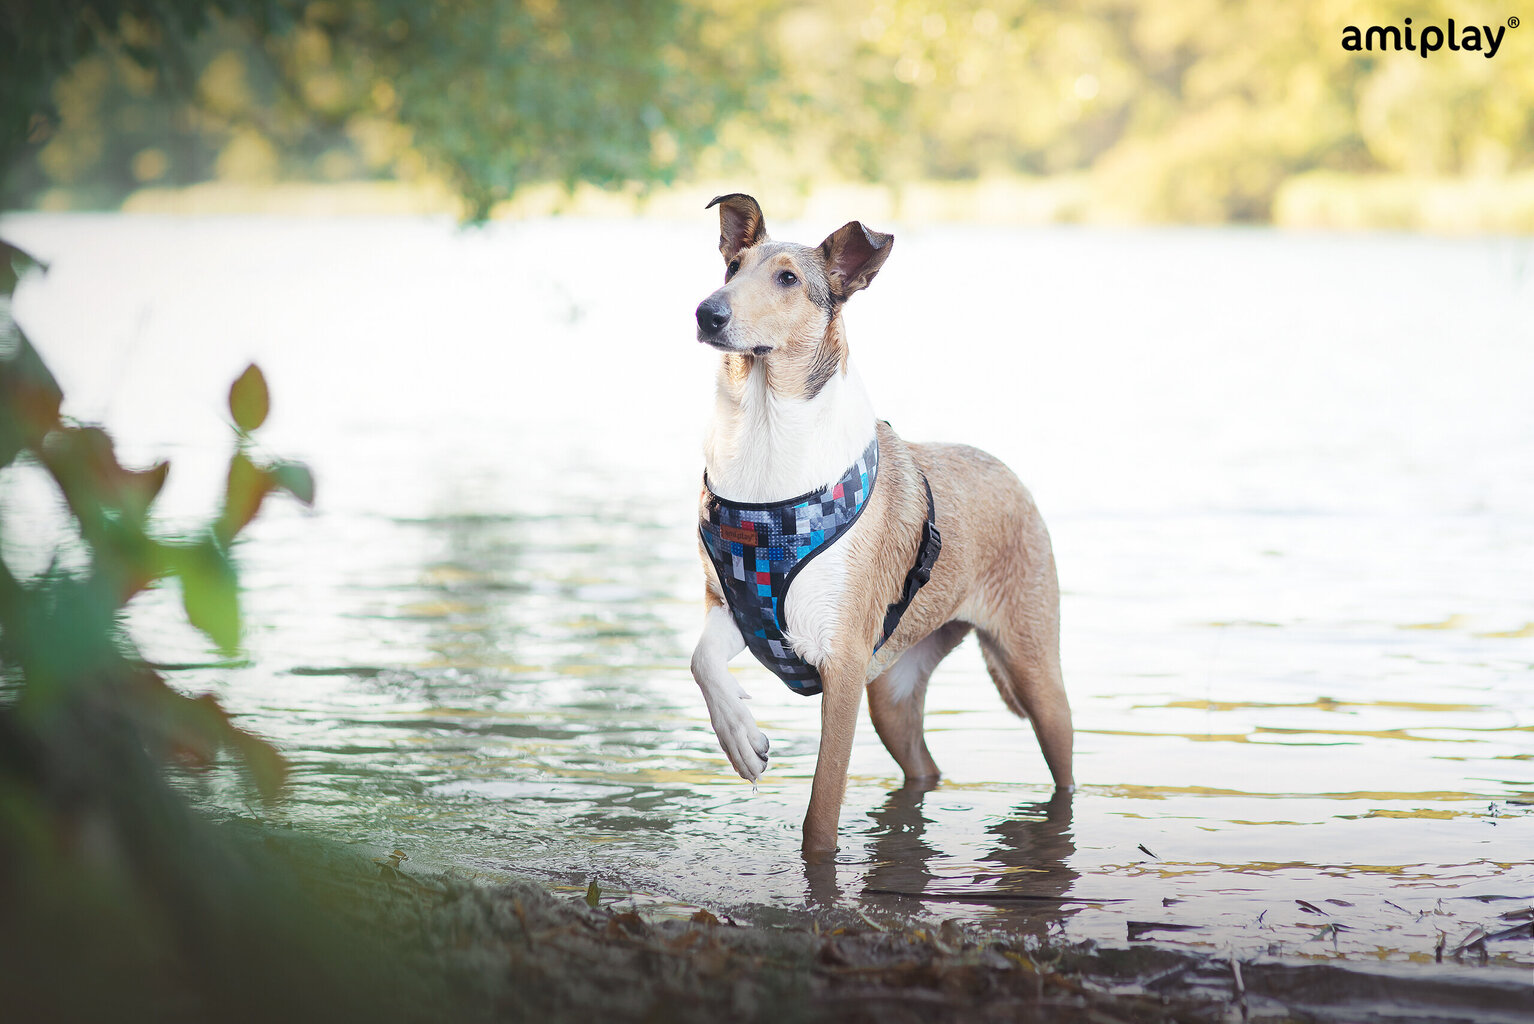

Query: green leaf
[0,309,62,471]
[228,363,269,432]
[226,715,289,804]
[174,536,241,655]
[270,460,315,505]
[217,451,272,543]
[155,685,288,804]
[1,240,46,298]
[585,878,601,908]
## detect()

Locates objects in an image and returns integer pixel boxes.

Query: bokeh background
[6,0,1534,228]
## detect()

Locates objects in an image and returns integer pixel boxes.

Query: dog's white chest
[781,516,857,669]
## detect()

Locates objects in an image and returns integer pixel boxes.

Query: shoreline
[244,824,1534,1024]
[10,172,1534,234]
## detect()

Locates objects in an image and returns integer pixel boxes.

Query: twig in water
[1451,927,1489,961]
[1484,919,1534,942]
[1231,951,1247,1022]
[865,888,1126,905]
[1127,921,1200,940]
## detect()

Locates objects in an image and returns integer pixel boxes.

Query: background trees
[7,1,1532,223]
[4,3,1532,215]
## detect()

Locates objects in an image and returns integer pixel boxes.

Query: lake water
[3,212,1531,970]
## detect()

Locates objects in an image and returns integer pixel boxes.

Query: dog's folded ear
[706,194,767,264]
[819,221,894,300]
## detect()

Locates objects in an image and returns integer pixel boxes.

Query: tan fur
[715,245,841,397]
[698,421,1074,857]
[786,425,1072,853]
[695,198,1072,856]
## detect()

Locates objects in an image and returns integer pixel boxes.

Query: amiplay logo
[1341,16,1518,58]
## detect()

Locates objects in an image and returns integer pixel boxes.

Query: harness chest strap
[699,438,941,696]
[880,474,941,649]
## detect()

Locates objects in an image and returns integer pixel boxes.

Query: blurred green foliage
[2,0,775,219]
[0,246,424,1020]
[764,0,1533,221]
[3,0,1532,222]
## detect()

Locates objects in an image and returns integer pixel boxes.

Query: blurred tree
[4,0,1532,223]
[781,0,1532,222]
[2,0,777,217]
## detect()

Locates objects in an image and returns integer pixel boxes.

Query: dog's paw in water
[712,696,770,781]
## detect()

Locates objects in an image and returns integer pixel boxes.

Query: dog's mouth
[697,332,772,357]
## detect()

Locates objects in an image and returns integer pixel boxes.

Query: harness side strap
[877,474,942,649]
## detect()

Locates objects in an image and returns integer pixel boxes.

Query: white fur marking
[690,605,769,781]
[704,361,876,503]
[781,531,849,668]
[696,339,877,777]
[879,629,952,704]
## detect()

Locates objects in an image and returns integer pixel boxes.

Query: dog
[689,194,1073,857]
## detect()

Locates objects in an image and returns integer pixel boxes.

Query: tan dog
[689,194,1073,857]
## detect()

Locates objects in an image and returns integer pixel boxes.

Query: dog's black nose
[695,298,731,335]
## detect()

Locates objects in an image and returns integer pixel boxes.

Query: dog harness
[700,436,942,696]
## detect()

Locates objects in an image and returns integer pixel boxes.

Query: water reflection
[860,785,1080,936]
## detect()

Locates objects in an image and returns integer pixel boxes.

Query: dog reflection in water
[847,786,1078,933]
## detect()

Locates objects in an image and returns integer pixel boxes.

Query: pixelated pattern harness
[700,436,942,696]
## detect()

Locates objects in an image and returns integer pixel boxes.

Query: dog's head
[694,194,892,382]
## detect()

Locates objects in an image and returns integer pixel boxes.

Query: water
[3,212,1531,968]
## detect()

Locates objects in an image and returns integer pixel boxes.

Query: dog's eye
[726,259,740,279]
[777,270,798,287]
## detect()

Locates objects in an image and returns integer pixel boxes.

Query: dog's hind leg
[976,600,1074,790]
[867,621,970,784]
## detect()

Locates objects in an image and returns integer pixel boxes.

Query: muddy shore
[292,833,1534,1024]
[4,806,1530,1024]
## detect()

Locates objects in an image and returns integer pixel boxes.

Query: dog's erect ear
[819,221,893,300]
[706,193,767,263]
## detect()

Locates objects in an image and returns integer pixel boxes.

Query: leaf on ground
[607,911,647,937]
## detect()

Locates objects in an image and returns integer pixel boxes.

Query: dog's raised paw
[712,711,768,781]
[729,729,768,781]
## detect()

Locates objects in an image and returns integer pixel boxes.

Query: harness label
[720,524,758,544]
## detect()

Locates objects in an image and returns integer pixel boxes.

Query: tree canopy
[4,0,1532,223]
[2,0,776,219]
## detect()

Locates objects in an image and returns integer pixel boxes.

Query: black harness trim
[877,473,941,652]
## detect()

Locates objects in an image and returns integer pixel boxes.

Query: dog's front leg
[691,604,770,781]
[802,651,870,858]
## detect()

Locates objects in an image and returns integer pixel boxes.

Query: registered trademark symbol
[1510,16,1521,28]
